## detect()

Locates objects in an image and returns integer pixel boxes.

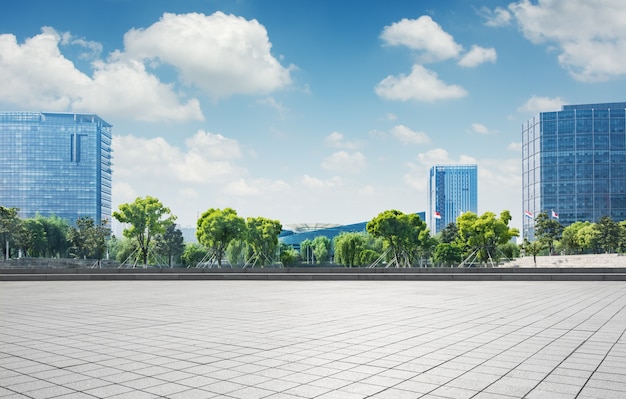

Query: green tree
[181,243,208,268]
[499,241,520,260]
[15,218,47,257]
[578,222,601,253]
[0,206,21,260]
[35,215,70,258]
[279,245,299,267]
[619,221,626,253]
[359,248,380,265]
[433,242,463,267]
[113,196,176,266]
[67,217,111,263]
[245,217,282,267]
[440,223,459,243]
[114,237,141,265]
[534,211,563,255]
[107,235,123,262]
[155,224,185,267]
[196,208,245,268]
[333,232,367,267]
[312,236,331,264]
[366,210,430,267]
[559,221,587,254]
[300,239,314,264]
[456,210,519,266]
[226,239,246,267]
[595,216,620,253]
[522,239,544,266]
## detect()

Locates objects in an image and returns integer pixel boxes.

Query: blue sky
[1,0,625,233]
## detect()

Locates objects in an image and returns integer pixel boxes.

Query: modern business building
[522,102,626,239]
[0,112,112,224]
[428,165,478,235]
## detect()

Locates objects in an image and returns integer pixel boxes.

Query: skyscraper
[428,165,478,235]
[522,102,626,239]
[0,112,112,224]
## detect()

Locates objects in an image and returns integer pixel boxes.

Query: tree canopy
[245,216,282,267]
[333,232,367,267]
[456,210,519,266]
[366,210,430,267]
[534,211,563,255]
[36,215,70,258]
[113,196,175,266]
[15,219,47,257]
[595,216,620,253]
[432,242,463,267]
[196,208,245,268]
[155,224,185,267]
[67,217,111,263]
[0,206,21,259]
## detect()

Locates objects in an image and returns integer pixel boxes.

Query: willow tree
[113,196,175,266]
[333,232,367,267]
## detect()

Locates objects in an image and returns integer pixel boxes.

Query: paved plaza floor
[1,281,625,399]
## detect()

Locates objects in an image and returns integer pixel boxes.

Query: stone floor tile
[82,384,133,398]
[21,385,76,399]
[2,281,626,399]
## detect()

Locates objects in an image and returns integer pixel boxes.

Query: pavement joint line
[2,281,625,399]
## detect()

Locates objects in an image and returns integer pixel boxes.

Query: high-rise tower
[0,112,112,224]
[428,165,478,235]
[522,102,626,239]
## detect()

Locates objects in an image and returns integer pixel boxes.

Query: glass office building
[522,102,626,239]
[428,165,478,235]
[0,112,112,224]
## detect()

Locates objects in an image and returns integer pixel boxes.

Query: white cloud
[509,0,626,81]
[479,6,512,27]
[324,132,362,150]
[403,163,427,191]
[111,133,295,226]
[0,27,203,122]
[417,148,477,167]
[124,12,293,98]
[223,178,291,197]
[403,148,477,192]
[390,125,431,144]
[508,142,522,152]
[111,181,137,207]
[257,96,288,116]
[321,151,366,174]
[375,64,467,102]
[358,185,375,196]
[301,175,343,189]
[518,96,567,114]
[113,134,245,188]
[458,45,497,67]
[0,12,294,120]
[471,123,495,135]
[61,32,103,60]
[185,130,242,160]
[380,16,462,62]
[0,28,92,110]
[76,56,204,122]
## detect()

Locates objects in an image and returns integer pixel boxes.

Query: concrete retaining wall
[2,266,626,281]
